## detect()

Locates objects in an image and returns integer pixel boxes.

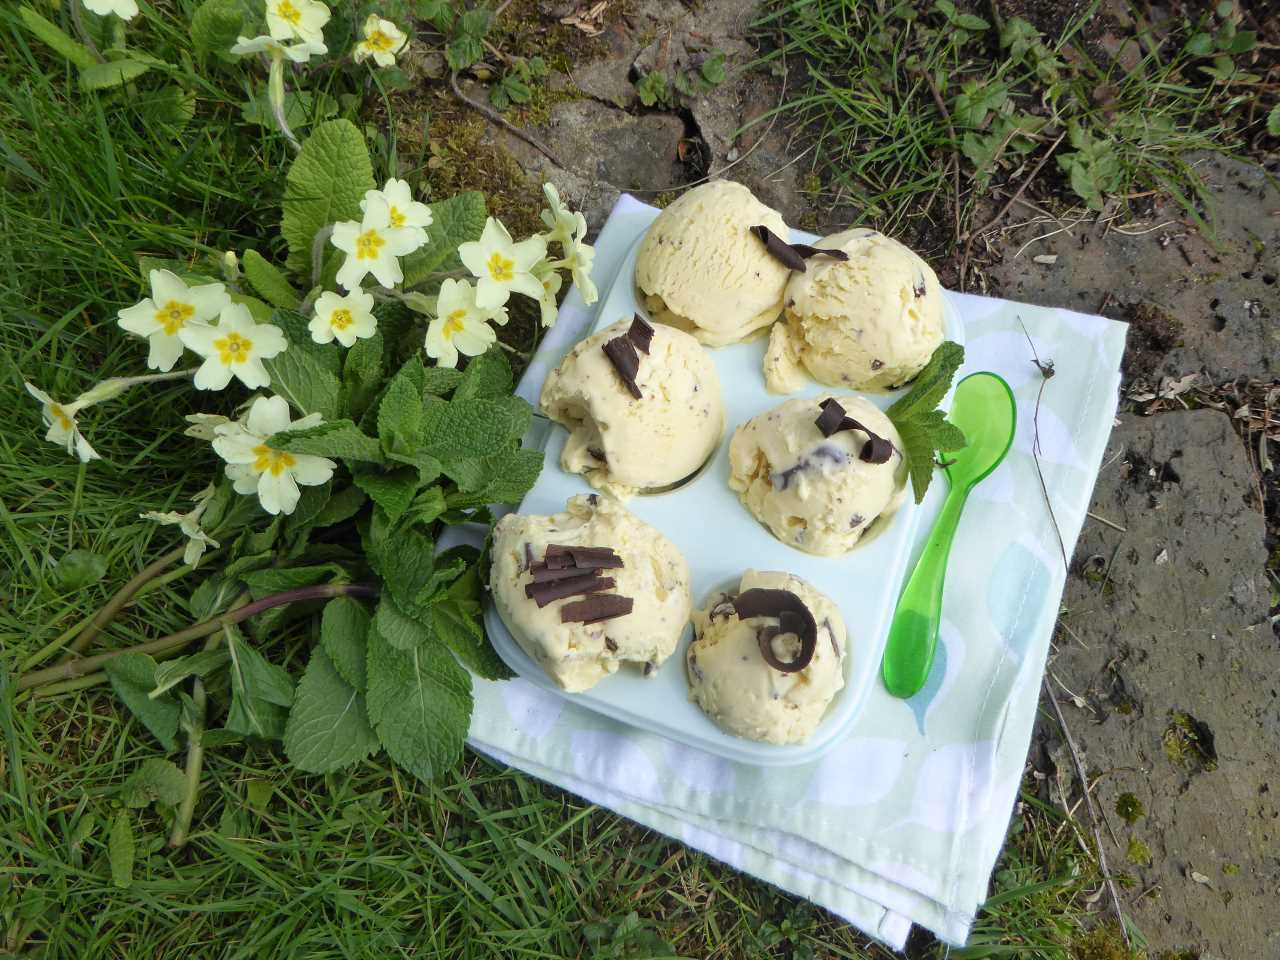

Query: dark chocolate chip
[522,542,534,572]
[824,617,840,657]
[643,660,655,676]
[526,573,614,607]
[604,636,618,653]
[587,447,607,464]
[561,593,634,624]
[788,242,850,262]
[751,224,807,272]
[603,334,642,399]
[732,588,817,673]
[628,314,654,354]
[870,359,884,371]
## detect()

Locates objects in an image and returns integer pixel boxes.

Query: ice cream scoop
[491,494,692,693]
[764,228,945,392]
[687,570,847,744]
[728,394,908,555]
[541,315,723,498]
[634,180,791,347]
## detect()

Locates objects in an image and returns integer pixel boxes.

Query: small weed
[1127,836,1153,867]
[1163,711,1218,771]
[1222,863,1240,876]
[1116,792,1146,824]
[1073,923,1147,960]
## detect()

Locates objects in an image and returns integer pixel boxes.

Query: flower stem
[17,583,377,692]
[41,546,188,667]
[169,636,213,849]
[26,671,108,699]
[268,54,301,153]
[68,0,105,63]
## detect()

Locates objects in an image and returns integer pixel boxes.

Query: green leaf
[284,481,332,537]
[401,192,487,288]
[242,250,300,310]
[634,72,667,107]
[51,549,107,591]
[422,366,463,396]
[283,647,380,773]
[281,119,375,275]
[447,33,484,71]
[104,654,179,751]
[455,349,513,400]
[458,7,491,37]
[700,51,727,85]
[954,13,989,30]
[321,596,371,691]
[150,648,231,699]
[372,596,430,650]
[405,484,447,525]
[478,447,543,505]
[343,332,384,417]
[239,564,344,600]
[80,59,151,91]
[377,373,423,457]
[433,562,513,680]
[189,0,245,56]
[886,342,967,504]
[352,464,419,523]
[1268,103,1280,137]
[366,626,472,783]
[108,811,134,890]
[311,484,367,528]
[17,6,97,71]
[121,758,187,809]
[241,89,338,132]
[887,342,965,423]
[366,519,437,611]
[416,0,455,29]
[270,419,384,463]
[262,341,343,421]
[999,16,1040,58]
[225,630,294,740]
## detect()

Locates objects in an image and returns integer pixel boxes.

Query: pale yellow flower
[425,279,497,368]
[354,15,408,67]
[117,269,229,372]
[212,396,335,516]
[179,303,288,391]
[457,217,546,310]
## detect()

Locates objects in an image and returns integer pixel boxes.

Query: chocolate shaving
[528,564,599,583]
[788,242,849,262]
[603,335,642,399]
[604,636,618,652]
[814,398,893,464]
[543,545,575,569]
[751,224,807,272]
[732,588,817,673]
[628,314,654,354]
[561,593,634,624]
[587,447,607,464]
[566,546,623,569]
[526,573,615,607]
[522,542,534,572]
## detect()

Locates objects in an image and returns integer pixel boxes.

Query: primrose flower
[117,269,229,372]
[362,178,432,248]
[212,396,335,516]
[561,233,598,305]
[266,0,330,47]
[533,262,562,328]
[539,183,587,249]
[425,279,498,369]
[142,485,220,568]
[309,290,376,347]
[354,15,409,67]
[231,34,326,62]
[83,0,138,20]
[24,383,98,462]
[457,217,547,310]
[179,303,288,392]
[331,193,421,291]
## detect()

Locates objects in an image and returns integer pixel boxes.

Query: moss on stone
[1127,837,1152,866]
[1115,792,1145,824]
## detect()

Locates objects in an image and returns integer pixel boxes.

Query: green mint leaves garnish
[887,341,967,504]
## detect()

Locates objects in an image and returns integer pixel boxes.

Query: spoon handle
[881,482,970,699]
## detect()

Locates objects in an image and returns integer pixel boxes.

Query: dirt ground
[429,0,1280,953]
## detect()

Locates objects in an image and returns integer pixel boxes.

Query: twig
[450,70,567,169]
[960,133,1066,290]
[1086,511,1127,533]
[1047,679,1131,947]
[917,67,961,251]
[1018,317,1069,568]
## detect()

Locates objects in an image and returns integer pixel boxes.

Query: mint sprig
[887,342,967,504]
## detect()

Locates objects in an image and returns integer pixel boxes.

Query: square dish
[484,227,965,766]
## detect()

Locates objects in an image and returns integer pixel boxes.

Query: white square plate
[484,228,964,765]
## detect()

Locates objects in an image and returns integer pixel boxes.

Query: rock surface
[1035,409,1277,959]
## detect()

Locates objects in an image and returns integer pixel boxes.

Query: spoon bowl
[881,372,1017,699]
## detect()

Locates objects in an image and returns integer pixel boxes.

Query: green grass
[1,2,1156,957]
[757,0,1261,245]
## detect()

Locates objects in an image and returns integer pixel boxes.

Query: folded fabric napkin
[465,194,1127,948]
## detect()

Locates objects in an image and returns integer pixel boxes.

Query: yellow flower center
[252,444,297,477]
[330,308,353,331]
[214,331,253,365]
[389,206,406,228]
[155,300,195,336]
[366,29,395,52]
[356,229,385,260]
[50,403,73,431]
[276,0,301,25]
[442,310,466,339]
[486,252,514,283]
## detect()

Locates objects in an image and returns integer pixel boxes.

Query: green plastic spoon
[881,372,1017,699]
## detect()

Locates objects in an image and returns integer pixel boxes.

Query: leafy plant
[490,55,548,111]
[886,341,966,503]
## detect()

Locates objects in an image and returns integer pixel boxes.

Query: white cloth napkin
[465,194,1127,949]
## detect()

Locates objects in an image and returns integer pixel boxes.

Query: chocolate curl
[788,242,849,262]
[732,588,817,673]
[815,398,893,465]
[751,225,806,272]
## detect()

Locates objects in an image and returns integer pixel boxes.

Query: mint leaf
[242,249,300,310]
[366,520,437,611]
[282,120,375,274]
[311,484,367,528]
[352,464,419,523]
[270,419,384,463]
[104,654,179,751]
[372,596,430,650]
[109,811,134,889]
[239,564,344,599]
[480,447,543,505]
[886,342,967,503]
[423,397,527,459]
[283,647,379,774]
[150,648,231,699]
[455,349,513,401]
[321,596,370,691]
[366,626,472,784]
[401,192,487,289]
[432,561,513,680]
[121,758,187,809]
[377,372,423,457]
[405,485,447,526]
[17,6,97,70]
[225,630,294,740]
[422,367,463,397]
